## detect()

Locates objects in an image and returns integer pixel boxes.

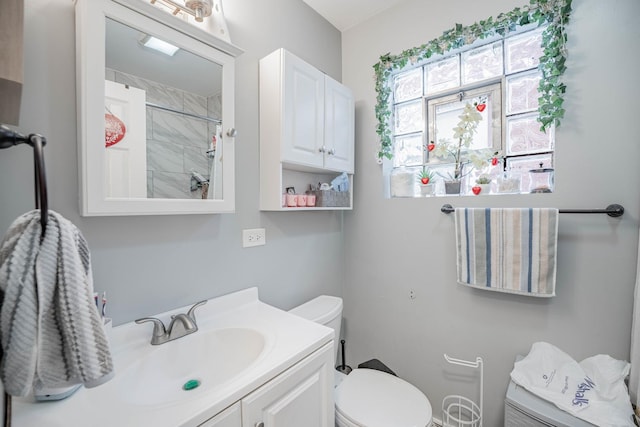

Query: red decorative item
[491,157,498,166]
[427,143,435,152]
[105,113,126,147]
[476,103,486,112]
[421,177,430,185]
[472,186,482,195]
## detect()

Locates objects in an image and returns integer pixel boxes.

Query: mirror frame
[75,0,242,216]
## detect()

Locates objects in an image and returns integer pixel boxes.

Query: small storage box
[312,190,350,207]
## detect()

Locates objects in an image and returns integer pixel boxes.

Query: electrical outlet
[242,228,266,248]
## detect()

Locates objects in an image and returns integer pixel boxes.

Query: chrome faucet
[135,300,207,345]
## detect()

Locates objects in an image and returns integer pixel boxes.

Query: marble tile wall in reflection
[106,68,218,198]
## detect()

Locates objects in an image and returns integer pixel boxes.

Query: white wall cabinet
[323,77,355,173]
[259,48,354,211]
[198,343,334,427]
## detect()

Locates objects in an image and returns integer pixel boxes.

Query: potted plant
[472,175,492,195]
[417,167,435,196]
[432,102,497,194]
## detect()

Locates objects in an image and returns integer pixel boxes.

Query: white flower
[433,137,452,158]
[468,149,494,169]
[431,101,490,179]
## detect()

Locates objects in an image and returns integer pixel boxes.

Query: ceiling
[301,0,407,32]
[105,18,222,97]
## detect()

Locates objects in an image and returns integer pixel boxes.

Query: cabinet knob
[226,128,238,138]
[327,148,336,155]
[318,146,326,153]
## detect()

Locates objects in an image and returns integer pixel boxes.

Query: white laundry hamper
[504,356,595,427]
[442,355,483,427]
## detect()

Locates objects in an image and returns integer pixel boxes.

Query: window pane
[394,100,423,135]
[393,134,423,167]
[505,28,543,74]
[506,72,540,114]
[506,114,554,155]
[506,154,553,193]
[427,83,502,158]
[394,68,423,103]
[433,100,491,151]
[426,56,460,94]
[462,42,503,85]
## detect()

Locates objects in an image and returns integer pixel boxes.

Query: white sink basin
[119,327,266,406]
[13,287,334,427]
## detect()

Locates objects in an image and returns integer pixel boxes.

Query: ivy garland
[373,0,572,160]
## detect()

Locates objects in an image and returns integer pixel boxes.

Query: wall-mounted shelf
[259,48,354,212]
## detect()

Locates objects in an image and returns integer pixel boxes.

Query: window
[373,0,572,197]
[390,27,552,196]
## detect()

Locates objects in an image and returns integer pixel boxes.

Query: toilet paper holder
[442,354,483,427]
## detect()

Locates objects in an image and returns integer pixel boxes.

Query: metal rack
[443,354,483,427]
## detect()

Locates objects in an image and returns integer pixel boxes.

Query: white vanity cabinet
[241,342,334,427]
[199,402,241,427]
[198,342,334,427]
[259,48,354,211]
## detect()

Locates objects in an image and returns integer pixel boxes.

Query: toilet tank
[289,295,343,349]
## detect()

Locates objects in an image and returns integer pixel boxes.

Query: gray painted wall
[342,0,640,425]
[3,0,640,425]
[0,0,343,325]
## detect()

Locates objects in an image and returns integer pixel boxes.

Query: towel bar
[440,203,624,218]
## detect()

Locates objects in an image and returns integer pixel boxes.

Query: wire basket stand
[442,354,483,427]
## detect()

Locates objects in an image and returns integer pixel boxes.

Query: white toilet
[290,296,433,427]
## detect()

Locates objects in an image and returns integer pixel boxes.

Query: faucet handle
[187,300,207,321]
[135,317,166,338]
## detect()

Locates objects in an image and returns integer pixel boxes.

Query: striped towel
[454,208,559,297]
[0,210,114,397]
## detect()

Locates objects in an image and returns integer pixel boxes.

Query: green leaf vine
[373,0,572,160]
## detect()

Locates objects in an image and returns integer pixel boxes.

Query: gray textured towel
[0,210,114,397]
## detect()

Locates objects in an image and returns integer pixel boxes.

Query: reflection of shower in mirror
[191,124,222,200]
[190,170,209,199]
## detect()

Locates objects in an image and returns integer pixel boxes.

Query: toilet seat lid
[335,369,432,427]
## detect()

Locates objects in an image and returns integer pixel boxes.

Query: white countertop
[12,288,333,427]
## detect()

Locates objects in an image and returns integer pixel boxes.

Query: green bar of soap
[183,379,200,391]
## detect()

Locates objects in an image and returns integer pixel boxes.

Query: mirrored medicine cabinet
[75,0,242,215]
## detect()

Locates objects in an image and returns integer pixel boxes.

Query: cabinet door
[281,50,325,169]
[324,76,355,173]
[199,402,241,427]
[242,343,334,427]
